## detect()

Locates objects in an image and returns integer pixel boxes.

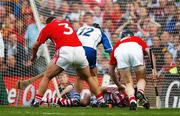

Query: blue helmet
[120,29,134,39]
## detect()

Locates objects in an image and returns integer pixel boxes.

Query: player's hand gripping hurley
[150,49,161,108]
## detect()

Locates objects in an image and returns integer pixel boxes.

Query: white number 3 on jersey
[58,23,73,35]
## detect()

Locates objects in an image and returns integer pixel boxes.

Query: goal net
[0,0,179,108]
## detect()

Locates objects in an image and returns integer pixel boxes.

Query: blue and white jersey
[77,25,112,53]
[59,84,80,100]
[76,25,112,68]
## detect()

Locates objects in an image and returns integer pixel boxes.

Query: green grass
[0,106,179,116]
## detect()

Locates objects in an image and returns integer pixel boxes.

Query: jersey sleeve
[37,26,49,44]
[135,36,148,51]
[109,41,121,65]
[140,39,148,51]
[101,31,112,53]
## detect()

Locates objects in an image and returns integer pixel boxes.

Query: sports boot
[136,91,150,109]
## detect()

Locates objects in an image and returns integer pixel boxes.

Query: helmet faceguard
[119,29,134,39]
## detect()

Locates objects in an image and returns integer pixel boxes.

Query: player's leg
[32,61,64,106]
[43,97,80,107]
[90,67,99,86]
[76,66,106,106]
[84,46,99,86]
[118,68,137,110]
[74,46,106,107]
[114,46,137,110]
[134,65,150,109]
[134,65,146,96]
[83,46,99,87]
[59,97,80,106]
[74,68,98,93]
[74,76,84,93]
[131,47,150,109]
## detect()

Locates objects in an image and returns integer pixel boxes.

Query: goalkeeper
[80,86,128,107]
[42,73,80,107]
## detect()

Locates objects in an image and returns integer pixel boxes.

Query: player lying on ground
[42,73,81,107]
[40,72,127,107]
[42,84,128,108]
[80,86,128,107]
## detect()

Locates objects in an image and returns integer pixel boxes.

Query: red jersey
[37,19,82,50]
[109,36,148,65]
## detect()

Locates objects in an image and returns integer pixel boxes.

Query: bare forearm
[110,71,121,87]
[31,42,40,62]
[109,65,121,87]
[61,85,74,96]
[32,47,38,59]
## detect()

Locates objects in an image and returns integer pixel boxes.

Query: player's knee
[134,65,146,79]
[134,65,145,72]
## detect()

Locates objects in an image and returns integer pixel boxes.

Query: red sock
[96,93,105,103]
[123,92,127,97]
[129,95,136,104]
[35,94,42,103]
[138,89,144,94]
[58,98,73,106]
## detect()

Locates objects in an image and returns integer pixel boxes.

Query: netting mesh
[0,0,179,108]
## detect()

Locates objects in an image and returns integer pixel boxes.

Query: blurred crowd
[0,0,179,76]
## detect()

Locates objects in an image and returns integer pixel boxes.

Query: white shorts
[114,42,144,69]
[52,46,89,70]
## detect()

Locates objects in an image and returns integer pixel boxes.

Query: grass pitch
[0,106,179,116]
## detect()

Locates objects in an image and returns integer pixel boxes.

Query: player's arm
[31,41,41,62]
[101,31,113,53]
[31,26,49,62]
[109,64,121,87]
[108,42,120,87]
[60,84,74,96]
[109,64,125,92]
[109,41,125,91]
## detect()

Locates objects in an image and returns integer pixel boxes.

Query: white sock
[137,79,146,94]
[125,83,136,103]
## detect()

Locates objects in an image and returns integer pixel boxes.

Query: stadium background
[0,0,179,108]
